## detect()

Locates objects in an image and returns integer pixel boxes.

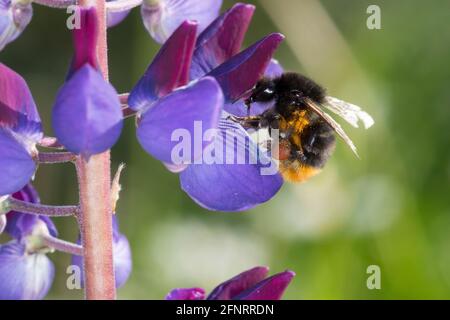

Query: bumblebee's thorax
[281,109,310,132]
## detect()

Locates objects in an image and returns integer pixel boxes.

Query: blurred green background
[2,0,450,299]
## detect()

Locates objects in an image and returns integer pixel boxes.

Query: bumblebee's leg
[227,115,263,129]
[299,121,336,168]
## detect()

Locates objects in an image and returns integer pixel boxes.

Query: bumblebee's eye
[250,83,275,103]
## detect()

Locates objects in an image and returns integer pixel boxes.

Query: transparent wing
[325,96,374,129]
[304,98,359,158]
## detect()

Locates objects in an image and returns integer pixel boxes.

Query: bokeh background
[1,0,450,299]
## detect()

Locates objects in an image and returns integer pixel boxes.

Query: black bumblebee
[230,72,374,182]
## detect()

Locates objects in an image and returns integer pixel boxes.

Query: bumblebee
[230,72,374,182]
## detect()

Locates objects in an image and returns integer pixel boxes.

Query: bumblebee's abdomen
[279,160,321,183]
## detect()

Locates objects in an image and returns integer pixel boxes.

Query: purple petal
[0,129,36,196]
[141,0,222,44]
[0,63,42,144]
[111,216,132,288]
[166,288,206,300]
[107,10,130,28]
[223,59,284,117]
[6,184,58,239]
[137,77,223,164]
[207,266,269,300]
[0,241,54,300]
[0,0,32,51]
[71,7,98,73]
[128,20,197,112]
[179,117,283,212]
[72,216,132,288]
[235,270,295,300]
[190,3,255,79]
[106,0,130,28]
[265,59,284,78]
[208,33,284,105]
[52,65,123,158]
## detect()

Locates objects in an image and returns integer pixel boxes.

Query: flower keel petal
[129,20,198,112]
[207,266,269,300]
[208,33,284,105]
[190,3,255,79]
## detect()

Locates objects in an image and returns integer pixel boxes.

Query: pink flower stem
[42,234,84,256]
[76,0,116,300]
[7,198,79,217]
[37,152,77,164]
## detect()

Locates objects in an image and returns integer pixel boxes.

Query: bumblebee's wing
[304,98,359,158]
[324,96,374,129]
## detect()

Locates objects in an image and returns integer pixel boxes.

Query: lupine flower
[52,7,123,158]
[166,266,295,300]
[0,63,42,196]
[71,215,132,288]
[0,0,32,51]
[0,184,57,300]
[141,0,222,44]
[131,3,284,211]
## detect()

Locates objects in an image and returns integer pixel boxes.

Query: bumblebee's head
[245,78,276,106]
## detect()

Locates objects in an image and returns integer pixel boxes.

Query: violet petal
[265,59,284,78]
[166,288,206,300]
[0,63,42,144]
[208,33,284,105]
[128,20,198,112]
[0,129,36,196]
[179,117,283,212]
[52,65,123,158]
[0,240,54,300]
[106,0,131,28]
[190,3,255,79]
[136,77,223,164]
[234,270,295,300]
[0,0,32,51]
[207,266,269,300]
[141,0,222,44]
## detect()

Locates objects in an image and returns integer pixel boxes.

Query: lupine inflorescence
[0,0,295,299]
